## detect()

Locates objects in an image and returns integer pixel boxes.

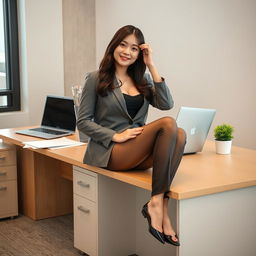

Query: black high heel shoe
[163,193,180,246]
[164,234,180,246]
[141,202,165,244]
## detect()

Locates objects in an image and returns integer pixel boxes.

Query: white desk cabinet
[72,166,178,256]
[0,141,18,219]
[73,165,136,256]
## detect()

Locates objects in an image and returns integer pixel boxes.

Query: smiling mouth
[120,56,130,61]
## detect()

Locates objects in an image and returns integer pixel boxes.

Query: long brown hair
[97,25,152,99]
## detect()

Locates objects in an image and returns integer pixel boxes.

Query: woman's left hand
[140,44,154,68]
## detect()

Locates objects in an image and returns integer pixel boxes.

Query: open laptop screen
[41,96,76,131]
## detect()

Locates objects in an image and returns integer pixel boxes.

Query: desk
[0,127,256,256]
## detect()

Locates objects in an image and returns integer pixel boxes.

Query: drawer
[73,169,97,202]
[0,166,17,181]
[0,150,16,166]
[0,180,18,218]
[73,166,98,178]
[74,194,97,256]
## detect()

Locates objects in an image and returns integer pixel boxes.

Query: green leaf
[214,124,234,141]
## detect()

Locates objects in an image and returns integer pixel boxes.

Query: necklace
[115,74,129,87]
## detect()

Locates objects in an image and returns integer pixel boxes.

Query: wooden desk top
[0,127,255,200]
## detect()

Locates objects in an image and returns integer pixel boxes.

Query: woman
[77,25,186,246]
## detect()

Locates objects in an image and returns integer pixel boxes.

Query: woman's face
[113,34,140,68]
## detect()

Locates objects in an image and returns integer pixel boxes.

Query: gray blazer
[77,70,174,167]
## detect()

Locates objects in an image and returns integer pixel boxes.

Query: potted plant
[214,124,234,154]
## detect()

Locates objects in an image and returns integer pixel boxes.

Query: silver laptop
[16,95,76,139]
[176,107,216,154]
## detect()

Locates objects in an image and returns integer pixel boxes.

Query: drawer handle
[77,180,90,188]
[0,156,6,161]
[77,205,90,214]
[0,186,7,191]
[0,171,7,176]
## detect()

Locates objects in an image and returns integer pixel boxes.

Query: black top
[123,93,144,119]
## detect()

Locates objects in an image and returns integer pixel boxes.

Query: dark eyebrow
[122,40,139,48]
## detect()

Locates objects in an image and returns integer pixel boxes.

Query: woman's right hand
[112,127,144,143]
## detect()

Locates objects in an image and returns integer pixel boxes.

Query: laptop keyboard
[32,127,67,135]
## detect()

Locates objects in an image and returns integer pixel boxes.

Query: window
[0,0,20,112]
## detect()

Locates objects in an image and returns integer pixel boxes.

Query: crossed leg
[134,127,186,241]
[107,117,186,244]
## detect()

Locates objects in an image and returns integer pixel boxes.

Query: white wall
[0,0,64,128]
[95,0,256,149]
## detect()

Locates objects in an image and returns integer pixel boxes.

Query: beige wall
[1,0,255,149]
[63,0,96,97]
[95,0,256,149]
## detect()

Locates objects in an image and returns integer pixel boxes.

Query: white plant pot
[215,140,232,154]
